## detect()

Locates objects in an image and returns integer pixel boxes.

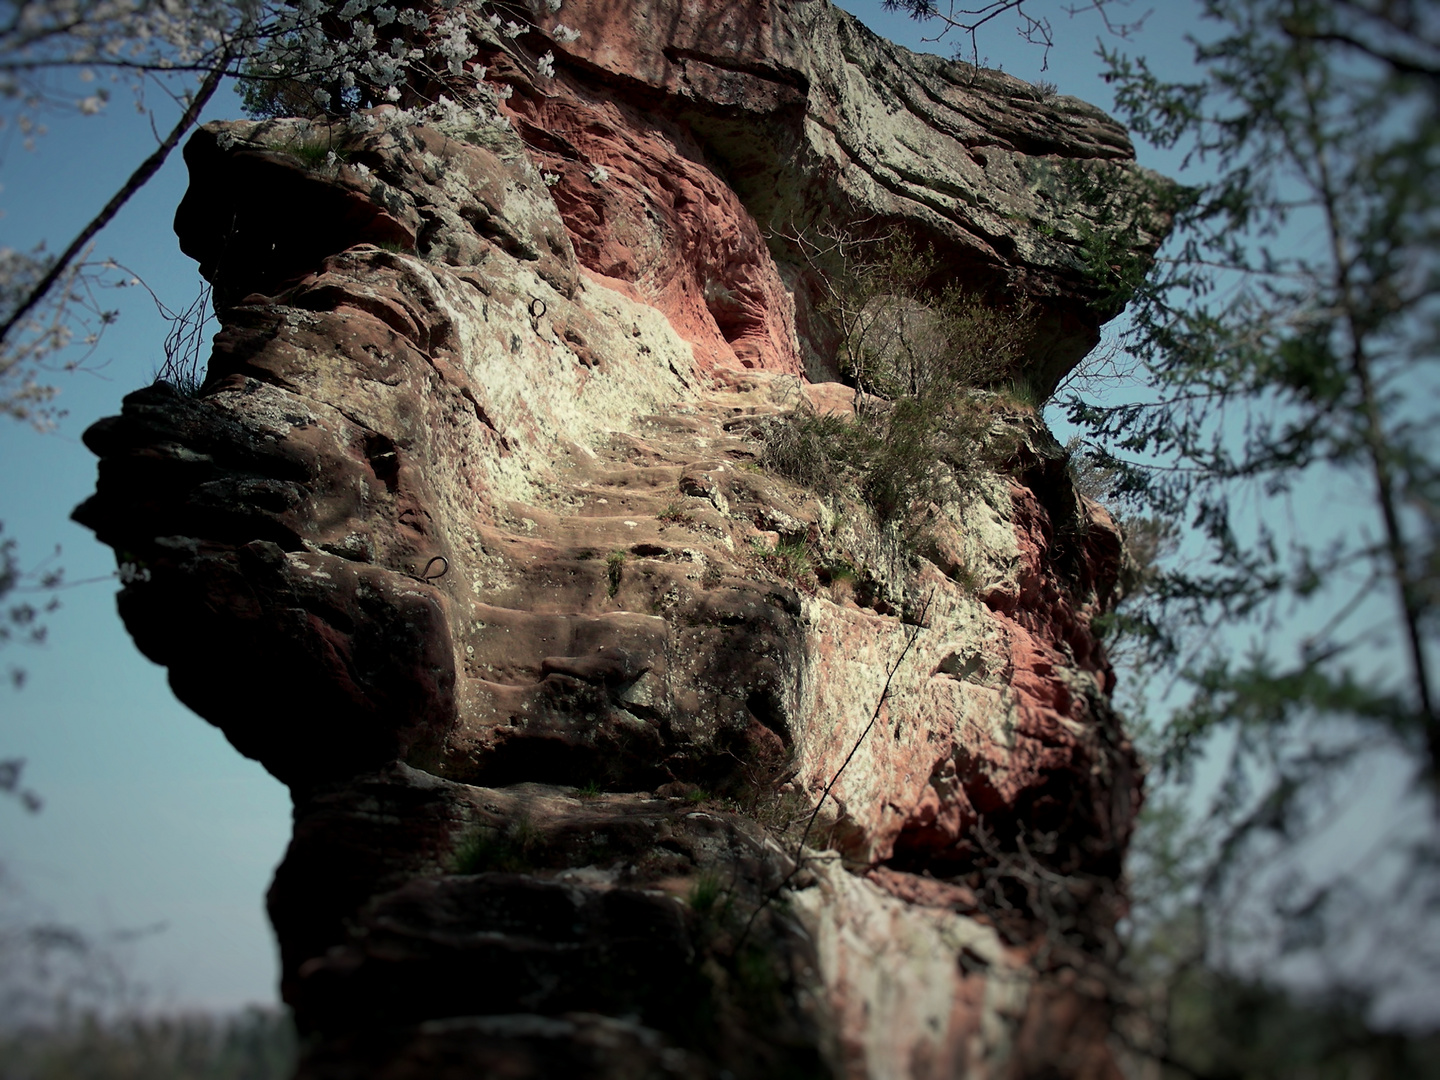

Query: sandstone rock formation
[76,2,1169,1076]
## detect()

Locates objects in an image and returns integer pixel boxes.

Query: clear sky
[0,1,1208,1013]
[0,71,294,1010]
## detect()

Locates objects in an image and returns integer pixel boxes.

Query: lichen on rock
[75,2,1171,1076]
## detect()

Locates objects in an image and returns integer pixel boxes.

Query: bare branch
[0,47,230,350]
[881,0,1147,69]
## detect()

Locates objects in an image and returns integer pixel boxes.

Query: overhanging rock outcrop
[76,2,1169,1076]
[511,0,1170,390]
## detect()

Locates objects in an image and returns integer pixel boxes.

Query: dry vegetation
[760,231,1037,540]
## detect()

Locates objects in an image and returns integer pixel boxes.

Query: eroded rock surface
[76,3,1166,1076]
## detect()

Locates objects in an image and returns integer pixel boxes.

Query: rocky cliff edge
[75,2,1167,1076]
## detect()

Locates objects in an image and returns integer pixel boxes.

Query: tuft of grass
[774,539,813,580]
[688,871,724,916]
[994,377,1043,410]
[152,369,204,398]
[748,783,810,836]
[283,134,343,168]
[751,537,815,588]
[605,550,626,597]
[950,559,982,594]
[451,819,539,874]
[758,411,860,496]
[701,561,725,588]
[575,779,601,799]
[280,128,359,170]
[658,501,694,525]
[816,558,863,601]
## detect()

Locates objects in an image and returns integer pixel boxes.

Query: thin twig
[735,592,933,949]
[0,48,231,349]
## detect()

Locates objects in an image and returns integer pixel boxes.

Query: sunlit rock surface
[76,2,1168,1076]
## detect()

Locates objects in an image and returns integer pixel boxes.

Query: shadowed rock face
[75,3,1166,1076]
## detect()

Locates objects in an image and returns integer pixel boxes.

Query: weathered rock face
[511,0,1168,388]
[76,2,1167,1076]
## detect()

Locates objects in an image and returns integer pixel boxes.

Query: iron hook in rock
[528,297,547,320]
[417,555,448,583]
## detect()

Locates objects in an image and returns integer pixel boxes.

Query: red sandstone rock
[74,2,1170,1076]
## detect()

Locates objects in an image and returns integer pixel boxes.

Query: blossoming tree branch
[0,0,579,427]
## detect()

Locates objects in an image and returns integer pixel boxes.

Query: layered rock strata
[76,2,1168,1076]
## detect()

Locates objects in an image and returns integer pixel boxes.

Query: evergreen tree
[891,0,1440,1066]
[1072,0,1440,1064]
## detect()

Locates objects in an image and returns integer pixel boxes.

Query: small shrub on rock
[605,550,626,597]
[761,229,1039,541]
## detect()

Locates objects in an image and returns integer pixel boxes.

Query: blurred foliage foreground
[0,1008,296,1080]
[1126,970,1440,1079]
[0,855,295,1080]
[0,971,1436,1080]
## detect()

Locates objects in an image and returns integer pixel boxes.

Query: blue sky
[0,73,292,1009]
[0,1,1205,1012]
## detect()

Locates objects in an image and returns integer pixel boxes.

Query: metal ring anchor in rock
[528,297,547,320]
[416,555,448,583]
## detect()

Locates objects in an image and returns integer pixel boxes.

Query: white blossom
[351,21,376,51]
[587,163,609,184]
[542,171,560,186]
[381,106,422,131]
[118,562,151,585]
[431,94,468,128]
[536,51,555,79]
[552,23,581,44]
[430,14,470,76]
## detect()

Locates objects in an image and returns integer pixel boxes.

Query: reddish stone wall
[75,3,1169,1075]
